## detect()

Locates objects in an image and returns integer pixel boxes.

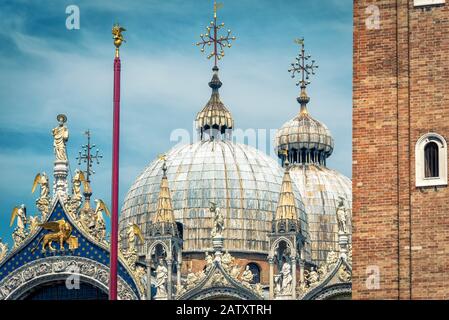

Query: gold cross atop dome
[288,38,319,113]
[196,0,236,67]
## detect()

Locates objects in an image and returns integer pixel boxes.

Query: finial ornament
[288,38,318,113]
[158,154,168,176]
[196,0,236,67]
[76,130,103,187]
[112,23,126,57]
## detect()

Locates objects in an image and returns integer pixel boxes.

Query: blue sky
[0,0,352,245]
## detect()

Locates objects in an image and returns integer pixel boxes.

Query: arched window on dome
[415,133,447,187]
[246,263,261,284]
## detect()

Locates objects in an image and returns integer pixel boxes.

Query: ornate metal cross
[196,0,236,67]
[76,130,103,183]
[288,38,318,87]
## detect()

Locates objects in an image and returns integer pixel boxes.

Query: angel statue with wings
[127,222,144,252]
[32,172,49,199]
[93,199,110,242]
[123,222,144,269]
[10,204,28,248]
[32,172,50,219]
[72,169,86,201]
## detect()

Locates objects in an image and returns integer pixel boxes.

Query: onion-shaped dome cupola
[274,39,334,167]
[273,39,352,266]
[195,66,234,140]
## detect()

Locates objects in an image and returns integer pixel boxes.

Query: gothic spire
[274,156,298,221]
[153,155,176,225]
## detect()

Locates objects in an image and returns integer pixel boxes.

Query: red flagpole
[109,31,123,300]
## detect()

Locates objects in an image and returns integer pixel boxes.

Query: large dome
[120,140,311,258]
[289,164,351,265]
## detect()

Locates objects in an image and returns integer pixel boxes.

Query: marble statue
[306,267,320,286]
[336,196,348,234]
[210,202,224,238]
[94,207,107,242]
[52,114,69,161]
[241,265,254,285]
[205,252,214,269]
[29,216,40,234]
[221,251,234,269]
[280,261,293,294]
[72,170,86,201]
[155,259,168,297]
[134,265,147,294]
[186,269,198,289]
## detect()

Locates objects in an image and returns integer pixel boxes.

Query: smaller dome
[275,112,334,157]
[195,66,234,139]
[274,85,334,166]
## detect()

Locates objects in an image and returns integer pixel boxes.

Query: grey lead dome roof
[120,140,311,258]
[275,113,334,158]
[289,164,351,266]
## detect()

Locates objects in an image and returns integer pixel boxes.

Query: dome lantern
[195,66,234,141]
[195,1,236,141]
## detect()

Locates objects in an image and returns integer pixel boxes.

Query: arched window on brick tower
[415,133,448,187]
[425,142,439,178]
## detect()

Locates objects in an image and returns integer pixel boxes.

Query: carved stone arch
[147,240,171,259]
[9,272,109,300]
[269,236,296,258]
[183,286,259,300]
[0,256,138,300]
[303,283,352,300]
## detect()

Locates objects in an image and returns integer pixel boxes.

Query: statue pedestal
[212,235,224,259]
[53,160,69,200]
[338,231,349,259]
[154,294,168,300]
[275,293,293,300]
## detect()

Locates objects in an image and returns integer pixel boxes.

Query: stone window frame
[414,0,445,7]
[415,133,448,187]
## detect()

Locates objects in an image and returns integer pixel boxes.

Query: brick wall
[353,0,449,299]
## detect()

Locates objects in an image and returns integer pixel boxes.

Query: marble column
[167,259,173,300]
[177,251,182,291]
[268,257,274,299]
[146,258,152,300]
[291,257,297,299]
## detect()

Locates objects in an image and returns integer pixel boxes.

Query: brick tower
[353,0,449,299]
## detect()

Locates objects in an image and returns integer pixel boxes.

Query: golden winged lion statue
[31,219,78,253]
